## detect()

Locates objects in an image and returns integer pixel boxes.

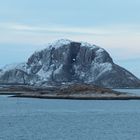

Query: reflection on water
[0,95,140,140]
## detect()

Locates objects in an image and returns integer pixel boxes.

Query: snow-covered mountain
[0,39,140,88]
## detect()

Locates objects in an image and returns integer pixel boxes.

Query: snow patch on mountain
[80,41,97,49]
[46,39,71,49]
[0,39,140,88]
[1,63,26,73]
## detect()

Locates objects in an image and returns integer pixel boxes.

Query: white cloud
[0,22,140,61]
[1,22,140,36]
[0,22,112,35]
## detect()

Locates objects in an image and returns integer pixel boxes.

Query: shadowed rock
[0,39,140,88]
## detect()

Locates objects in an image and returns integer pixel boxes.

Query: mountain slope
[0,39,140,88]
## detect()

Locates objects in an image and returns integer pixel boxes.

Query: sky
[0,0,140,78]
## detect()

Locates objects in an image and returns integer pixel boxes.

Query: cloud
[0,22,112,35]
[0,22,140,61]
[1,22,140,36]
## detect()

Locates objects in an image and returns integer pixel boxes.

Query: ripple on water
[0,95,140,140]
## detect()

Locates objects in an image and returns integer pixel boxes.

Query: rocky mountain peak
[0,39,140,88]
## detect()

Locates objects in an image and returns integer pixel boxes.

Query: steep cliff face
[0,63,39,85]
[0,39,140,88]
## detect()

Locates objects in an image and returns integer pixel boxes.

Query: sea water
[0,90,140,140]
[114,89,140,95]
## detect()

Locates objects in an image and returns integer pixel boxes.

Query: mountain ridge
[0,39,140,88]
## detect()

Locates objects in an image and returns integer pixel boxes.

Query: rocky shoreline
[0,84,140,100]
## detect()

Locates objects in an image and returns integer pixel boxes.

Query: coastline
[0,84,140,100]
[12,94,140,100]
[1,91,140,100]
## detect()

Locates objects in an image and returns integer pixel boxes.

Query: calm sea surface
[114,89,140,95]
[1,89,140,140]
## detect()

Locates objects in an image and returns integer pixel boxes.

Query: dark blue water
[1,93,140,140]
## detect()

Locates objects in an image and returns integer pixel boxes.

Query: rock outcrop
[0,39,140,88]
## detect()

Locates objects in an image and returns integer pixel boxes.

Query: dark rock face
[0,39,140,88]
[94,64,140,88]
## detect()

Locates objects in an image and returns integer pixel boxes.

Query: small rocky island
[0,84,140,100]
[0,39,140,100]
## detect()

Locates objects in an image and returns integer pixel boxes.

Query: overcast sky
[0,0,140,77]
